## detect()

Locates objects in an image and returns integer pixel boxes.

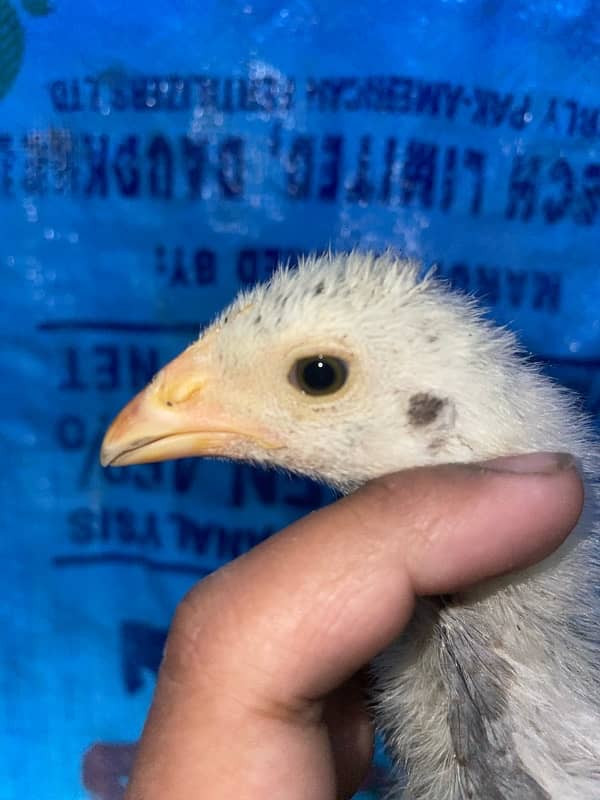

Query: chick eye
[290,355,348,396]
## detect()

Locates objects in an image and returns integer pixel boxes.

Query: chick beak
[100,341,281,468]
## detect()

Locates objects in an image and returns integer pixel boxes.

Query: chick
[101,252,600,800]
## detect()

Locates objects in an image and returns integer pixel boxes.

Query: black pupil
[302,359,336,391]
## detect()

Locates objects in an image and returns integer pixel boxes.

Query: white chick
[101,252,600,800]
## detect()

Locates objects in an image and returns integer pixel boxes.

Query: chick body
[103,252,600,799]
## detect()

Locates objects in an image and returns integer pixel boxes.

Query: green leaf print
[0,0,24,99]
[21,0,53,16]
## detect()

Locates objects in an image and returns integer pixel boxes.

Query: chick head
[101,251,533,490]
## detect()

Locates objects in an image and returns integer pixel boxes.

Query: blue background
[1,1,599,797]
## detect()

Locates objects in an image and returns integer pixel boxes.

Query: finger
[165,454,582,703]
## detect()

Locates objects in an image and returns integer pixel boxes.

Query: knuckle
[356,472,407,518]
[356,468,458,561]
[161,578,225,685]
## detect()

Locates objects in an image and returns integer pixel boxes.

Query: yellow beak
[100,340,281,468]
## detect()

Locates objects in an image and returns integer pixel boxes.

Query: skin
[124,455,583,800]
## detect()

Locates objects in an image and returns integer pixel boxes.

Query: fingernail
[479,452,574,474]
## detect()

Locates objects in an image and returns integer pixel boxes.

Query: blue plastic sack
[1,2,599,797]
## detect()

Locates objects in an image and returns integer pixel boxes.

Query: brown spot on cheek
[408,392,446,426]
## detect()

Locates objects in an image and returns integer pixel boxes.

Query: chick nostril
[161,378,204,406]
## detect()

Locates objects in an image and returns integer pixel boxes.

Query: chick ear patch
[407,392,456,452]
[408,393,449,426]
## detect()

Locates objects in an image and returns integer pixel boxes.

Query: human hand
[125,454,583,800]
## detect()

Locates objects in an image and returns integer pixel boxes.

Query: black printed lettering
[67,507,162,548]
[58,345,161,392]
[0,135,14,196]
[575,164,600,225]
[82,134,109,197]
[318,135,343,201]
[435,260,562,313]
[402,140,437,208]
[59,347,87,391]
[504,155,599,225]
[231,464,277,506]
[286,135,314,198]
[304,75,470,121]
[506,271,528,308]
[475,266,501,305]
[181,135,206,198]
[565,100,579,136]
[95,345,120,391]
[113,135,140,197]
[155,245,217,287]
[194,249,216,284]
[130,463,164,491]
[18,129,76,195]
[236,248,305,286]
[532,272,561,312]
[49,129,76,194]
[22,131,48,194]
[171,513,275,558]
[129,347,160,389]
[505,155,541,221]
[56,414,87,450]
[443,83,466,120]
[166,76,192,111]
[42,73,600,144]
[306,77,349,112]
[387,76,412,113]
[221,77,235,112]
[414,80,444,116]
[347,136,374,203]
[472,89,514,128]
[68,507,95,544]
[194,75,218,110]
[3,120,597,222]
[172,460,198,494]
[221,527,273,560]
[463,149,486,214]
[101,463,156,490]
[97,460,200,495]
[121,621,166,692]
[130,77,154,111]
[440,147,457,211]
[542,98,560,132]
[231,464,325,509]
[167,247,189,286]
[283,477,326,509]
[111,80,128,111]
[542,158,574,223]
[238,249,259,284]
[262,248,281,278]
[49,80,69,112]
[380,137,397,203]
[148,135,174,198]
[48,79,83,112]
[172,513,213,555]
[509,95,532,130]
[577,106,599,140]
[218,136,244,198]
[84,76,101,112]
